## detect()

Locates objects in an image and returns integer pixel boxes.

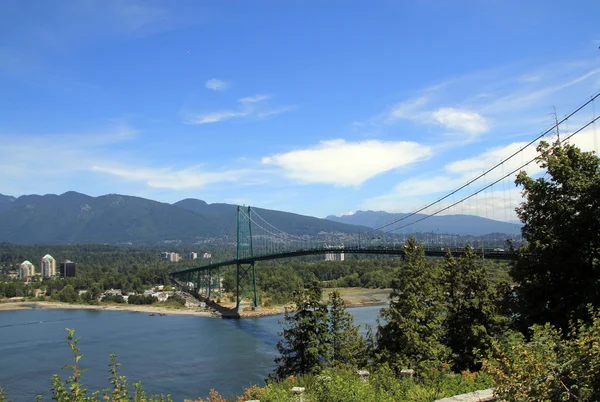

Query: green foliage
[328,290,367,368]
[127,295,157,305]
[164,293,186,307]
[513,141,600,332]
[240,366,493,402]
[102,294,126,304]
[483,307,600,401]
[273,281,331,379]
[442,247,507,371]
[51,328,89,401]
[0,243,175,300]
[54,284,79,303]
[376,236,450,373]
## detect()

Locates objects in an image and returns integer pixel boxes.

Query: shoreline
[0,301,216,317]
[0,299,388,318]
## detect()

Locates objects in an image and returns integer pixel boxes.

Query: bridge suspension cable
[362,90,600,237]
[379,112,600,235]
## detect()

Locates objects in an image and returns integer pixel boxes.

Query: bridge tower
[236,206,258,311]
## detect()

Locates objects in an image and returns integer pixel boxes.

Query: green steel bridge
[170,206,515,311]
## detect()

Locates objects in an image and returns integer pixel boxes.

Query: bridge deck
[170,247,514,277]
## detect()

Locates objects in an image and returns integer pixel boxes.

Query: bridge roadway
[170,246,514,277]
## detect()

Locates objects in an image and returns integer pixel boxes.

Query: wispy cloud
[205,78,229,91]
[0,124,138,195]
[91,164,247,189]
[185,94,294,124]
[386,97,490,142]
[366,61,600,150]
[239,94,271,103]
[432,108,489,135]
[261,139,432,186]
[188,110,247,124]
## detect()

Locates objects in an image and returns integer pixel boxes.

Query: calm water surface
[0,306,381,401]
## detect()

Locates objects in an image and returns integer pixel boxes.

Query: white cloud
[205,78,229,91]
[257,105,297,119]
[91,164,246,189]
[186,110,248,124]
[432,108,489,135]
[518,74,542,83]
[388,96,429,120]
[0,125,138,195]
[386,97,490,141]
[338,211,356,216]
[186,93,294,124]
[239,94,270,103]
[261,139,432,186]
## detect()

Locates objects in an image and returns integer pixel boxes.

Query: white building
[161,252,180,262]
[186,252,198,260]
[202,252,212,259]
[19,260,35,278]
[41,254,56,277]
[325,252,345,261]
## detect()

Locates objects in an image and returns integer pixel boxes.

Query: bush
[128,294,157,305]
[102,294,125,303]
[164,293,186,307]
[483,307,600,401]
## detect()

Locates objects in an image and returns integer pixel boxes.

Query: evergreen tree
[328,290,366,368]
[273,280,331,379]
[513,141,600,332]
[442,247,505,371]
[376,236,450,373]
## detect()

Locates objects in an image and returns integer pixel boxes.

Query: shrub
[483,307,600,401]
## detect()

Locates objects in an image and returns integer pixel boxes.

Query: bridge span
[170,206,515,311]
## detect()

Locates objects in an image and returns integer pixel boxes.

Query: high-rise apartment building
[59,261,76,278]
[19,260,35,278]
[41,254,56,277]
[161,252,180,262]
[186,252,198,260]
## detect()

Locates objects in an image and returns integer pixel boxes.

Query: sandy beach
[0,288,390,318]
[0,301,216,317]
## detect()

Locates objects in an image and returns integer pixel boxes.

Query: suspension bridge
[171,91,600,311]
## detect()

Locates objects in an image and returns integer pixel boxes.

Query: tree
[328,290,366,368]
[55,284,79,303]
[442,247,506,371]
[376,236,450,373]
[273,281,331,379]
[512,141,600,332]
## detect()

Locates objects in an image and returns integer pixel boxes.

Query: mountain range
[0,192,521,245]
[326,210,521,237]
[0,192,365,245]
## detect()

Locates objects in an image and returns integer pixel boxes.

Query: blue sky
[2,0,600,220]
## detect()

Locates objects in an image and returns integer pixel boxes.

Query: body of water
[0,306,382,401]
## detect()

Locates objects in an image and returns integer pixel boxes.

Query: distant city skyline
[1,1,599,221]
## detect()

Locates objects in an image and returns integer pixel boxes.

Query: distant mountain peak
[327,209,521,236]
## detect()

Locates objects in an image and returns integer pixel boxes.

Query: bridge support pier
[235,261,258,311]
